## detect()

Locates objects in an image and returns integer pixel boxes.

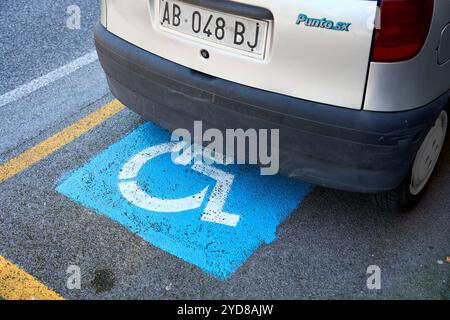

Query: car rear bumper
[94,24,448,193]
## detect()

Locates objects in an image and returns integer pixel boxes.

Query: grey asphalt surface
[0,0,98,94]
[1,1,449,300]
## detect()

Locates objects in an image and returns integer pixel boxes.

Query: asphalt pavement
[0,0,449,300]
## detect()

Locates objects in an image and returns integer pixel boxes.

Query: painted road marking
[119,141,240,227]
[0,256,63,300]
[192,161,239,227]
[0,100,125,183]
[57,122,313,279]
[118,142,209,213]
[0,51,98,109]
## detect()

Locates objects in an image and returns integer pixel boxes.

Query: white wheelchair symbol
[118,142,240,227]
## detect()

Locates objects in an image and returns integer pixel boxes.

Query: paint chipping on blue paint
[57,122,313,279]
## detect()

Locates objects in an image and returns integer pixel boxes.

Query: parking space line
[0,51,98,109]
[0,256,63,300]
[0,100,125,183]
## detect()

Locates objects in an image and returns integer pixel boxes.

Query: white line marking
[119,142,180,180]
[0,51,98,109]
[119,142,209,213]
[119,142,240,227]
[193,162,240,227]
[119,181,209,213]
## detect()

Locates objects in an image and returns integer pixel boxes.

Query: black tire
[370,171,424,212]
[371,106,449,213]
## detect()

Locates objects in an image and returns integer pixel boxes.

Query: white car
[95,0,450,211]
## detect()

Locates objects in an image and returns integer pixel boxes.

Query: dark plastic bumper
[94,24,448,193]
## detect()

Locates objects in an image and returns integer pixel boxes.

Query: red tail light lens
[372,0,434,62]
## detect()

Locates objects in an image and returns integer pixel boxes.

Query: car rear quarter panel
[364,0,450,112]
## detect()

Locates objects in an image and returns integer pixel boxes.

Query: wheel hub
[410,110,448,195]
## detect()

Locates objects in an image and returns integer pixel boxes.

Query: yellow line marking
[0,100,125,183]
[0,100,125,299]
[0,256,64,300]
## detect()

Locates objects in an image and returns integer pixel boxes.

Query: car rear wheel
[371,109,448,212]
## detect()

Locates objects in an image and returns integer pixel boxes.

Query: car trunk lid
[106,0,378,109]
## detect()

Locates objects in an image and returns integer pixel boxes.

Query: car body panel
[438,24,450,65]
[105,0,377,109]
[364,0,450,111]
[96,0,450,192]
[95,24,447,192]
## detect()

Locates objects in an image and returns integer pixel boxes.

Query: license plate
[159,0,269,59]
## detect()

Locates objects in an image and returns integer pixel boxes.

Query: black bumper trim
[94,24,449,193]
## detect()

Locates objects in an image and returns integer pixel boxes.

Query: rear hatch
[105,0,377,109]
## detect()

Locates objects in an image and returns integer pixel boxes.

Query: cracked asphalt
[0,0,449,300]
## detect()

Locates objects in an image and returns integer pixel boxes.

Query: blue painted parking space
[57,122,313,279]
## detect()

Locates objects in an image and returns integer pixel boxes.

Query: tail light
[372,0,434,62]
